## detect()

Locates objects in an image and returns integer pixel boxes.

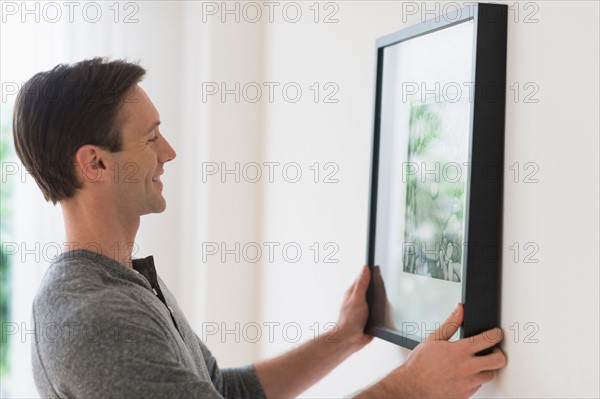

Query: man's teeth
[153,176,161,181]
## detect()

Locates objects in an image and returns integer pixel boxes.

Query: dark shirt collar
[132,255,159,290]
[132,255,171,312]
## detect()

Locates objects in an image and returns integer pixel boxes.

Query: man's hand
[254,265,376,398]
[355,304,507,399]
[336,264,374,353]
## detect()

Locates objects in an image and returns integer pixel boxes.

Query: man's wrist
[332,323,367,357]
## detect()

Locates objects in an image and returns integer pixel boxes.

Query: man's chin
[154,199,167,213]
[144,197,167,215]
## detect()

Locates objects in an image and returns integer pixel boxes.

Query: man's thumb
[427,303,463,342]
[353,264,370,296]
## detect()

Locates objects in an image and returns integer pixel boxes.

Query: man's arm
[253,265,507,399]
[253,265,373,398]
[196,336,268,399]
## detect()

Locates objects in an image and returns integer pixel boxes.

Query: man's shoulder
[33,250,153,324]
[32,254,172,359]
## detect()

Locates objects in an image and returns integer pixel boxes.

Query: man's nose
[159,137,176,163]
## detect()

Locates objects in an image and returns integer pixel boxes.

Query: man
[14,58,506,398]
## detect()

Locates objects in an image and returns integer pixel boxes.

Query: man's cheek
[112,161,141,184]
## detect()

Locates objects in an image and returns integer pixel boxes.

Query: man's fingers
[344,281,356,299]
[463,328,503,353]
[466,386,482,398]
[372,266,384,290]
[426,303,463,342]
[473,348,507,372]
[345,265,369,299]
[474,370,495,385]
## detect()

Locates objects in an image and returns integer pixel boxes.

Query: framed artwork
[366,3,507,350]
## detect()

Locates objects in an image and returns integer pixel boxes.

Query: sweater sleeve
[195,333,267,399]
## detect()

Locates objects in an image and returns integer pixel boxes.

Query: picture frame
[366,3,507,350]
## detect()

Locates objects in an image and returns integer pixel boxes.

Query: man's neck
[61,198,140,269]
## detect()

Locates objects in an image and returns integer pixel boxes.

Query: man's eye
[148,137,158,143]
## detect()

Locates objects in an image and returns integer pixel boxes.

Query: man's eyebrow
[145,121,161,134]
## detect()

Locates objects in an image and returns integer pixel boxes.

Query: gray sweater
[31,249,267,399]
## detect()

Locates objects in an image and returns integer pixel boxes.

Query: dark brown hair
[12,57,146,204]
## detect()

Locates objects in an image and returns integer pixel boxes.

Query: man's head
[13,58,176,215]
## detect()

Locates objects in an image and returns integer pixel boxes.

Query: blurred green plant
[0,103,14,378]
[403,101,465,281]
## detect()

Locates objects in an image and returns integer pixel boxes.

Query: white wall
[1,1,598,398]
[257,1,599,398]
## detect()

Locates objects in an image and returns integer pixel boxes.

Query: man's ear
[74,145,110,185]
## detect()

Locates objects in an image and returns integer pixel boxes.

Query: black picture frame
[366,3,507,351]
